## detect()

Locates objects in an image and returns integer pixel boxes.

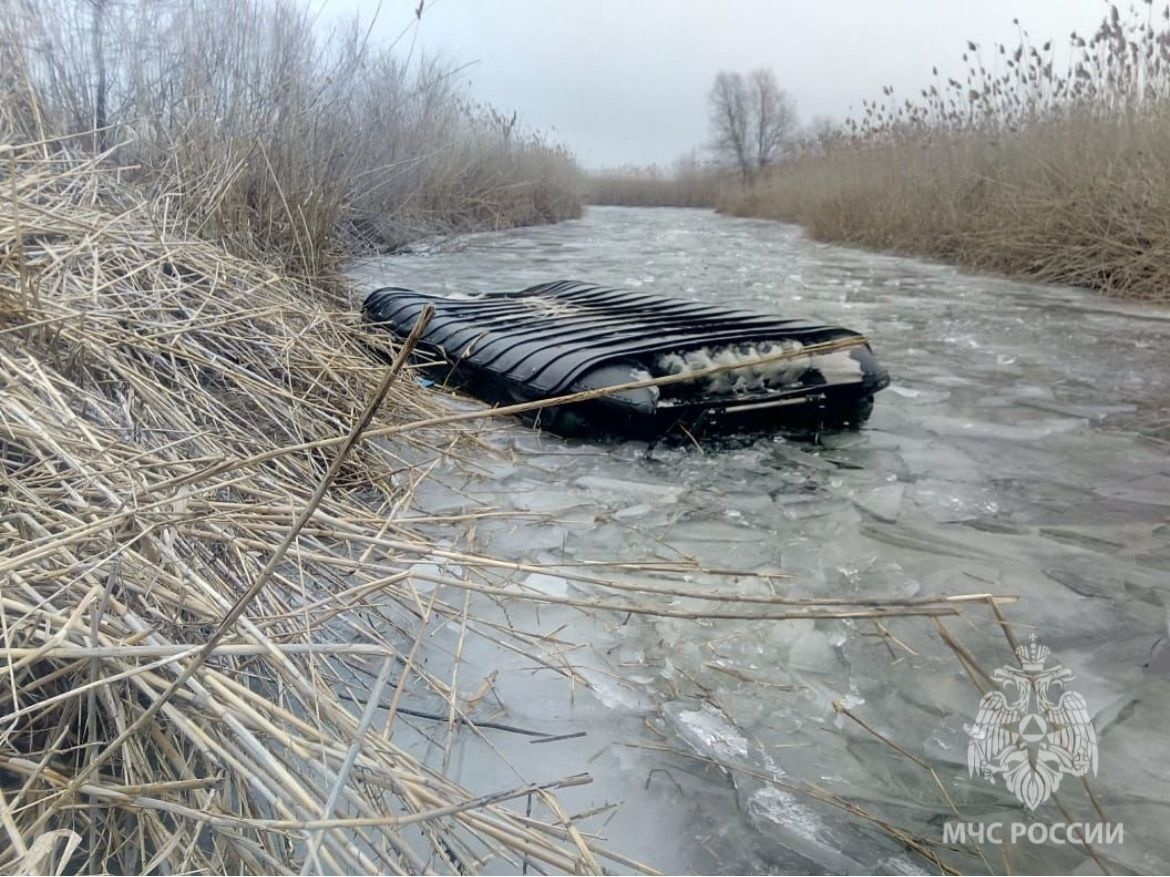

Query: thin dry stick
[933,616,995,694]
[538,788,602,874]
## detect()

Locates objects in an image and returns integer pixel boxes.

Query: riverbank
[718,110,1170,305]
[585,162,723,208]
[590,133,1170,305]
[0,137,602,873]
[727,4,1170,306]
[1,0,581,284]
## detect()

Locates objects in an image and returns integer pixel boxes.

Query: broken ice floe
[675,703,750,759]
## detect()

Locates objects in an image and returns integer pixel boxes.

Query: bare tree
[749,69,796,170]
[708,68,797,181]
[708,71,751,180]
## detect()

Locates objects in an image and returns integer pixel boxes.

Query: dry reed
[0,0,582,282]
[720,3,1170,303]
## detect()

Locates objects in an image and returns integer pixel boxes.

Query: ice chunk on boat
[652,340,813,393]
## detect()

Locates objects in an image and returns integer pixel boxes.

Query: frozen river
[349,206,1170,874]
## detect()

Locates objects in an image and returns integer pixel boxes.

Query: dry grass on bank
[0,138,600,874]
[721,3,1170,303]
[724,116,1170,299]
[0,0,581,280]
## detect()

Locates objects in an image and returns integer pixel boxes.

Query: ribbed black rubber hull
[363,281,889,440]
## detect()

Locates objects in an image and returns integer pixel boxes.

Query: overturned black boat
[363,280,889,441]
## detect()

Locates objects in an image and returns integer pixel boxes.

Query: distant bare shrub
[0,0,581,278]
[720,4,1170,302]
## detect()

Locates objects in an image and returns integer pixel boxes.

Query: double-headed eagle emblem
[967,636,1097,811]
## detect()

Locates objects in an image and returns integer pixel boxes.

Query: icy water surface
[349,207,1170,874]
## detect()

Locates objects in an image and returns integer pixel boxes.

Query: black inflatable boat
[363,281,889,440]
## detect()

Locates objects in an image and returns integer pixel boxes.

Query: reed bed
[720,3,1170,303]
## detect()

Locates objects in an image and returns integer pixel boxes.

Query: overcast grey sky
[324,1,1112,169]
